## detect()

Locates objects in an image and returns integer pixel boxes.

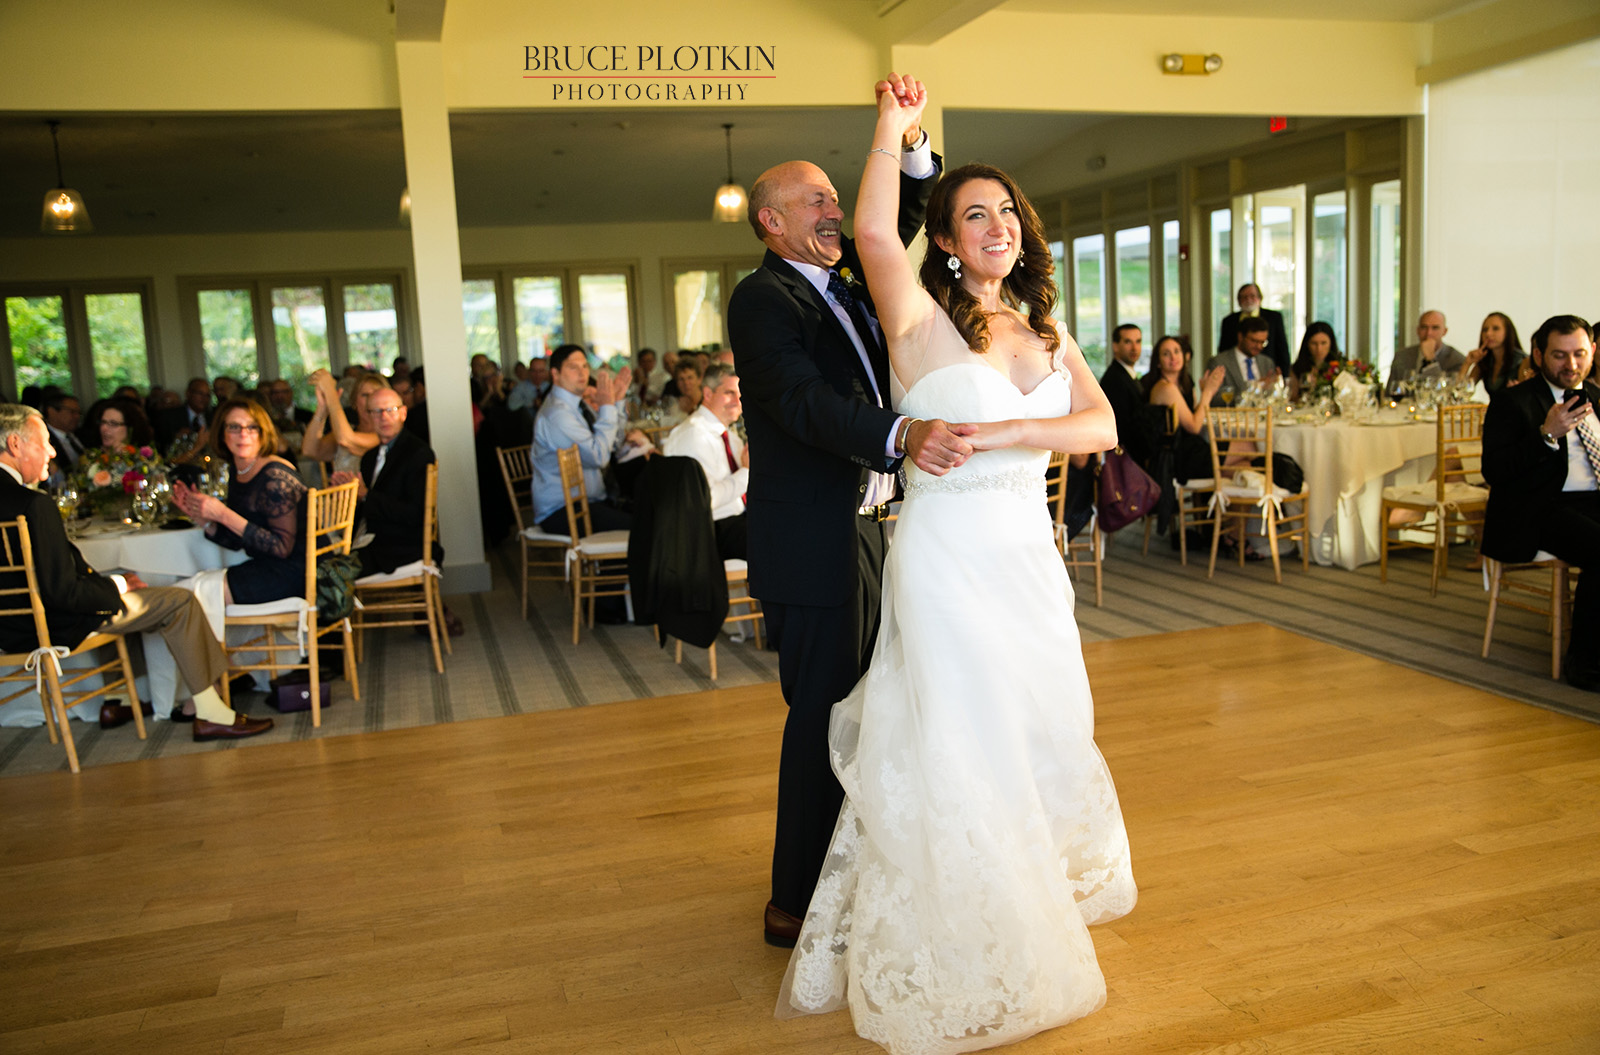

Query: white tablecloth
[0,525,246,728]
[1273,416,1437,569]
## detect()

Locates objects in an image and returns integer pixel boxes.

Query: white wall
[1423,37,1600,345]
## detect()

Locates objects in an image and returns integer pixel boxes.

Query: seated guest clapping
[531,344,634,536]
[0,405,271,740]
[663,363,749,560]
[1287,322,1342,402]
[173,399,308,606]
[1146,335,1225,482]
[1203,315,1279,405]
[668,359,704,420]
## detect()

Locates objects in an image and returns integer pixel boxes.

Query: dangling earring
[946,254,961,280]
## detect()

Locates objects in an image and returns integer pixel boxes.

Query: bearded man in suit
[1481,314,1599,691]
[728,74,976,947]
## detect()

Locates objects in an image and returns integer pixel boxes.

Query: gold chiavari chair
[1205,406,1311,585]
[496,444,571,618]
[1380,403,1489,596]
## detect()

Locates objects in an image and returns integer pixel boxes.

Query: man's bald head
[746,161,845,268]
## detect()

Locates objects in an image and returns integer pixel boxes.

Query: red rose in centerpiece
[122,470,146,494]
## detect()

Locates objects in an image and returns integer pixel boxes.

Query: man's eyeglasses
[223,423,262,435]
[370,407,402,418]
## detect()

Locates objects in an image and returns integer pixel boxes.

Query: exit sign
[1268,116,1292,134]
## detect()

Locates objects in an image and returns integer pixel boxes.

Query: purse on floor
[268,670,334,713]
[1096,446,1162,533]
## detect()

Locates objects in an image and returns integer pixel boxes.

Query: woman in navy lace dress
[173,398,308,605]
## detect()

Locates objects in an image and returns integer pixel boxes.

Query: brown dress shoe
[99,700,154,730]
[764,900,803,948]
[193,712,275,742]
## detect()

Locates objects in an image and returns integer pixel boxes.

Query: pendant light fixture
[712,123,747,223]
[40,120,93,234]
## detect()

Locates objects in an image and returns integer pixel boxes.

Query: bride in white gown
[775,76,1138,1054]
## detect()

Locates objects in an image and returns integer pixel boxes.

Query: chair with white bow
[0,517,143,773]
[221,480,361,727]
[354,462,449,673]
[1380,403,1489,595]
[1204,406,1311,584]
[555,445,630,644]
[496,444,571,618]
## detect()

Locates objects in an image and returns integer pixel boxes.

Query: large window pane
[1162,220,1181,338]
[514,276,564,363]
[343,282,399,375]
[198,288,257,388]
[1312,191,1347,351]
[577,273,632,367]
[271,286,328,391]
[672,269,723,351]
[1072,235,1106,371]
[1255,188,1302,336]
[85,292,150,398]
[6,294,71,395]
[1209,209,1231,355]
[1114,225,1151,369]
[1370,179,1402,371]
[462,278,502,363]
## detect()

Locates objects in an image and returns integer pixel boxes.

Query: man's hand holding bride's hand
[960,419,1029,452]
[874,73,927,147]
[905,419,975,476]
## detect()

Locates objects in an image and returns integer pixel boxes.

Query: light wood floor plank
[1,625,1597,1054]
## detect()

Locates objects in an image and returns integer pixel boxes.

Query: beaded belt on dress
[903,466,1043,499]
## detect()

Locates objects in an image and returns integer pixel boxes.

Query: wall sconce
[1161,54,1222,76]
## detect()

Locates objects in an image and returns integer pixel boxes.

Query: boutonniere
[838,266,864,290]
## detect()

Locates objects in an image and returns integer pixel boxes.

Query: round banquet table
[0,523,247,728]
[1271,414,1437,570]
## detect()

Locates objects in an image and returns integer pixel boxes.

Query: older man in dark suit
[1217,282,1290,375]
[1481,314,1599,691]
[0,405,271,739]
[334,387,440,578]
[728,74,974,947]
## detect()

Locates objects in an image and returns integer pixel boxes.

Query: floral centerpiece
[1310,358,1380,402]
[74,444,164,517]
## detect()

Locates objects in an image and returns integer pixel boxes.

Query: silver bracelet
[868,147,898,162]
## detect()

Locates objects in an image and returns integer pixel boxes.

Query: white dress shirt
[1545,381,1599,493]
[663,405,748,522]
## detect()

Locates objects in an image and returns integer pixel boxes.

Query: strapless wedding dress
[776,359,1137,1055]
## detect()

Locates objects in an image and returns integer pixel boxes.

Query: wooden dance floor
[2,624,1597,1054]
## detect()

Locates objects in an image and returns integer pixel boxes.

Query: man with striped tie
[1482,314,1599,691]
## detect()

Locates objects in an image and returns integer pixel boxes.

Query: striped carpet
[0,526,1589,778]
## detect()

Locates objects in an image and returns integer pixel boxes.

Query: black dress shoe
[193,712,274,741]
[764,900,802,948]
[99,700,154,730]
[169,706,195,723]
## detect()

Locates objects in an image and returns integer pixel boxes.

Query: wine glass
[208,464,230,501]
[1219,385,1236,407]
[53,483,80,536]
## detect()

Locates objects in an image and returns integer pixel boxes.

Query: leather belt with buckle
[857,504,891,522]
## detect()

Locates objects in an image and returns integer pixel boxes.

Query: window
[1162,220,1182,338]
[183,275,406,391]
[1209,209,1232,353]
[1369,179,1402,371]
[1253,186,1305,342]
[663,260,760,356]
[1072,235,1106,371]
[342,282,401,376]
[1048,240,1067,323]
[271,286,329,391]
[512,276,564,362]
[466,265,637,369]
[1114,226,1151,368]
[1311,191,1347,348]
[2,283,154,402]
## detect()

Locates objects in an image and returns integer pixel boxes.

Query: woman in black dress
[172,398,308,605]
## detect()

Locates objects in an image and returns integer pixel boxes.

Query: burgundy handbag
[1095,447,1162,533]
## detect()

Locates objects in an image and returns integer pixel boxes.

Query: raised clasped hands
[171,480,216,523]
[905,418,976,476]
[1200,365,1227,400]
[874,72,927,147]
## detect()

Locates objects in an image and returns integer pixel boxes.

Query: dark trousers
[713,513,748,562]
[1537,490,1600,675]
[765,516,886,917]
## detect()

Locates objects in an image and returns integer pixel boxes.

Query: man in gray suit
[1203,315,1279,406]
[1386,310,1466,388]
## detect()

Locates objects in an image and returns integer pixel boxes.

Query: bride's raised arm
[854,75,936,348]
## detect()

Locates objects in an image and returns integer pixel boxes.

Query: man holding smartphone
[1482,314,1599,691]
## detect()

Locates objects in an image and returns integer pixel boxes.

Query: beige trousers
[101,586,228,698]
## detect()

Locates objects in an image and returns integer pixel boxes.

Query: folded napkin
[1232,469,1267,490]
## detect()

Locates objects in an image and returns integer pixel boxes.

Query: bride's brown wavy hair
[919,162,1059,354]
